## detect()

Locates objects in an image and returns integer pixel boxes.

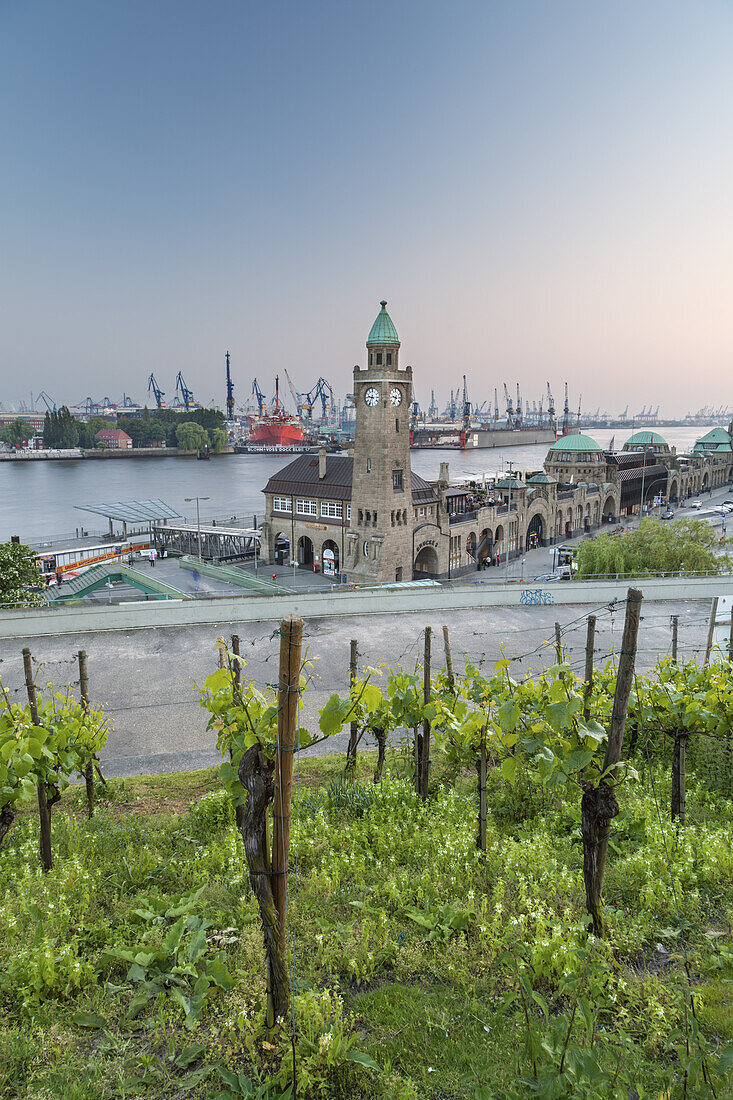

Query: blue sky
[1,0,732,415]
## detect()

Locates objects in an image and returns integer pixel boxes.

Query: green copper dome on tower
[367,300,400,346]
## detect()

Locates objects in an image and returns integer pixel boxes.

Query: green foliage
[0,418,31,446]
[42,406,80,449]
[576,516,731,577]
[0,542,45,608]
[176,421,210,451]
[210,427,229,452]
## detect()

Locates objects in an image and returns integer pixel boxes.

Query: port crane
[35,391,57,413]
[462,375,471,431]
[503,384,514,429]
[561,383,570,436]
[251,379,266,415]
[576,394,582,427]
[515,384,523,429]
[147,374,166,409]
[494,388,500,422]
[174,372,195,411]
[283,369,302,416]
[428,390,438,419]
[225,353,235,419]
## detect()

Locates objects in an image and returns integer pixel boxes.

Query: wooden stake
[442,625,455,692]
[272,615,302,963]
[232,634,241,691]
[703,596,718,666]
[477,729,487,852]
[23,648,52,872]
[421,627,431,798]
[582,587,643,936]
[78,650,94,819]
[671,615,678,663]
[671,732,688,825]
[583,615,596,721]
[346,639,358,775]
[728,608,733,662]
[554,621,563,664]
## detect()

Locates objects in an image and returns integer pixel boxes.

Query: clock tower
[346,301,414,583]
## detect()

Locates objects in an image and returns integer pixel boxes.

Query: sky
[1,0,732,417]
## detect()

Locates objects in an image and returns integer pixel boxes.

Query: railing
[449,509,478,524]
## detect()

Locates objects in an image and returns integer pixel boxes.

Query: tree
[176,422,209,451]
[0,420,30,447]
[42,407,80,449]
[0,543,45,608]
[209,427,228,453]
[576,517,730,578]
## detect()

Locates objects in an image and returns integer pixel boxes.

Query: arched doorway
[668,479,679,503]
[297,535,314,567]
[478,528,493,566]
[602,495,615,522]
[321,539,339,577]
[494,525,504,561]
[466,532,477,566]
[274,532,290,566]
[526,513,544,550]
[702,472,709,490]
[414,545,439,575]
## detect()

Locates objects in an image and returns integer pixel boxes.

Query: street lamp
[184,496,210,559]
[505,461,515,583]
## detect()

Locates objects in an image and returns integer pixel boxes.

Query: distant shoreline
[0,447,234,462]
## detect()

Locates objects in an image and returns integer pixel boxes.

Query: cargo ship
[247,376,308,447]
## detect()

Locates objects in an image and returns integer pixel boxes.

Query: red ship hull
[248,417,307,446]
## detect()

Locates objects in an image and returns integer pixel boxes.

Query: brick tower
[345,301,414,583]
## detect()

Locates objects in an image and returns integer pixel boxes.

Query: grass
[1,748,732,1099]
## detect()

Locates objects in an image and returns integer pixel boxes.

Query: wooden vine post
[728,608,733,662]
[581,587,642,936]
[554,622,563,664]
[420,627,431,798]
[231,635,244,830]
[345,639,358,776]
[477,726,487,852]
[22,647,54,872]
[703,596,718,666]
[671,615,678,662]
[442,625,455,692]
[671,732,689,825]
[237,615,301,1026]
[583,615,596,721]
[77,650,94,818]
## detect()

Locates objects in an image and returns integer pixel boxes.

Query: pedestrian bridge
[47,562,190,604]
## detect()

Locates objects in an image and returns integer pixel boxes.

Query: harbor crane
[515,383,523,429]
[576,394,582,427]
[503,383,514,429]
[462,375,471,431]
[283,369,302,416]
[428,390,438,419]
[174,371,195,411]
[147,374,166,409]
[561,383,570,436]
[546,383,556,433]
[494,388,500,421]
[251,379,266,415]
[225,352,235,420]
[35,391,57,414]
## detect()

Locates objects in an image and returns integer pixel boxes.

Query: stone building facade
[261,303,733,581]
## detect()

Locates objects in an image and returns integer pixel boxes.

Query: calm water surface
[0,426,716,543]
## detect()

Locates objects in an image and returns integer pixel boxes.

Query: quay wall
[0,575,728,638]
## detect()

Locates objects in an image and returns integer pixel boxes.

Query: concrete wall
[0,575,730,638]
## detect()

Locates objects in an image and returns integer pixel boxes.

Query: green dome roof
[366,301,400,346]
[495,475,522,489]
[527,472,557,484]
[624,430,668,447]
[549,432,601,452]
[693,427,732,452]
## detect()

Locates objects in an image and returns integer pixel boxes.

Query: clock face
[364,387,379,407]
[390,387,402,407]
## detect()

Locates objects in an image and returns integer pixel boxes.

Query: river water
[0,426,716,544]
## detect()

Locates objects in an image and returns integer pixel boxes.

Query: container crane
[251,379,266,415]
[283,369,302,417]
[494,388,500,421]
[147,374,166,409]
[515,383,523,429]
[225,352,235,420]
[462,375,471,430]
[174,371,195,411]
[428,390,438,419]
[576,394,582,427]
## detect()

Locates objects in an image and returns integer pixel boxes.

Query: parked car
[532,573,559,582]
[661,509,675,520]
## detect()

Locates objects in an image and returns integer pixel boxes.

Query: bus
[35,537,152,582]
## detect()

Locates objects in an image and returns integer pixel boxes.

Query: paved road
[0,597,714,777]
